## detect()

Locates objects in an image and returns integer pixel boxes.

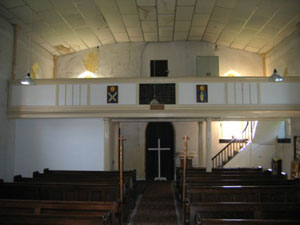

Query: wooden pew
[177,175,288,200]
[179,179,298,200]
[35,169,136,194]
[185,185,300,224]
[43,168,136,177]
[0,182,131,220]
[186,179,297,186]
[14,175,136,210]
[176,167,265,185]
[189,202,300,225]
[176,168,284,199]
[186,185,300,203]
[0,213,113,225]
[40,169,136,187]
[32,169,137,207]
[0,199,118,225]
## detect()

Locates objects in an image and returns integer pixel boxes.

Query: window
[139,83,175,104]
[150,60,168,77]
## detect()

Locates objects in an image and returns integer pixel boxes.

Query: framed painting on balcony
[107,85,118,104]
[196,84,208,103]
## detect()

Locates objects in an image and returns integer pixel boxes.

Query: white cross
[148,138,171,181]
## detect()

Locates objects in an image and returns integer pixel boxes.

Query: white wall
[120,122,147,180]
[173,122,198,167]
[56,41,264,78]
[225,143,275,170]
[15,32,53,79]
[225,144,252,168]
[57,43,145,78]
[211,122,226,158]
[13,118,105,178]
[252,144,276,168]
[0,17,14,181]
[265,30,300,77]
[252,120,282,145]
[142,42,263,77]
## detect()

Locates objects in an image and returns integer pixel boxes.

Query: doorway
[145,122,174,180]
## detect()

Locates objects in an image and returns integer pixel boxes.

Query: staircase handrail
[211,121,253,167]
[211,138,237,161]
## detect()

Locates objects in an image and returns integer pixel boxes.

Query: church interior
[0,0,300,224]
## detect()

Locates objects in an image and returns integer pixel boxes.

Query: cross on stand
[148,138,170,181]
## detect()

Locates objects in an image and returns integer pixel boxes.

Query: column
[206,118,212,172]
[197,121,204,167]
[104,118,111,171]
[112,122,120,171]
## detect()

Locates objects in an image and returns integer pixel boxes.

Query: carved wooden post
[119,136,126,225]
[182,136,189,225]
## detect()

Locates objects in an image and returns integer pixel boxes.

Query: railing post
[119,136,126,225]
[182,136,189,225]
[206,118,212,172]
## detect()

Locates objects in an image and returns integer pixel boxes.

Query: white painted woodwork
[58,84,65,106]
[66,84,72,106]
[178,82,226,104]
[235,83,243,104]
[243,83,250,104]
[90,83,136,105]
[227,83,235,104]
[81,84,88,105]
[73,84,80,106]
[11,85,56,106]
[250,83,258,104]
[260,83,300,105]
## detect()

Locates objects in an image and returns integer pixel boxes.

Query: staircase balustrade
[212,121,256,168]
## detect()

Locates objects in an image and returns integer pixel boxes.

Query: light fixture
[20,72,35,85]
[20,10,35,86]
[150,61,159,105]
[150,97,159,105]
[269,69,283,82]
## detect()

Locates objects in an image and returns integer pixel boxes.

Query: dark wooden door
[146,122,174,180]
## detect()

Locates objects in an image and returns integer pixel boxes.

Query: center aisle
[131,181,179,225]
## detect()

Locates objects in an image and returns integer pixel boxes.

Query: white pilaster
[206,118,212,172]
[104,118,111,171]
[198,121,204,167]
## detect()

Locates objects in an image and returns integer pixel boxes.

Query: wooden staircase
[212,121,256,168]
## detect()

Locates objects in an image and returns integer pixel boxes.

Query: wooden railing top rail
[43,168,136,174]
[197,218,300,225]
[211,138,237,161]
[190,202,300,225]
[177,167,263,171]
[0,214,113,225]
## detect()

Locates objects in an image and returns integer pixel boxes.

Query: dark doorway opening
[145,122,174,180]
[150,60,168,77]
